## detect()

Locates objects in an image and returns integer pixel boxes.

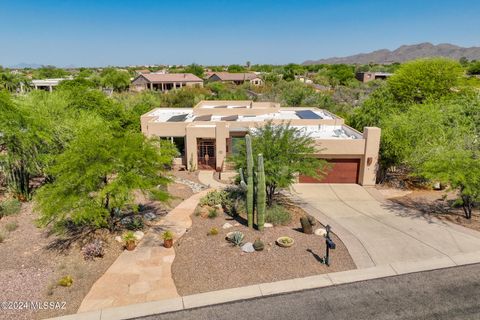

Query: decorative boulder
[115,236,123,243]
[300,216,314,234]
[314,228,327,237]
[253,239,264,251]
[143,212,157,221]
[222,222,233,229]
[241,242,255,253]
[264,223,274,228]
[133,231,145,241]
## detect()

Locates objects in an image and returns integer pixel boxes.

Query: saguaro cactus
[245,134,254,228]
[256,154,266,231]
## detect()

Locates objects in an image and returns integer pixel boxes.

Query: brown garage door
[299,159,360,183]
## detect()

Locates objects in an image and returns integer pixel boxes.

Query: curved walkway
[291,184,480,269]
[77,189,211,313]
[197,170,228,189]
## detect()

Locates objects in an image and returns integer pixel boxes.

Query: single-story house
[31,78,68,91]
[207,72,263,86]
[141,100,380,185]
[355,72,392,83]
[131,73,203,92]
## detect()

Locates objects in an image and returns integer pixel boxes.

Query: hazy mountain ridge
[303,43,480,65]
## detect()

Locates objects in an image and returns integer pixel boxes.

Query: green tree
[35,117,177,231]
[0,91,72,199]
[230,121,327,206]
[0,72,26,92]
[387,58,462,103]
[467,61,480,75]
[227,64,246,73]
[100,68,131,92]
[33,66,68,79]
[325,64,355,86]
[184,63,205,78]
[381,95,480,218]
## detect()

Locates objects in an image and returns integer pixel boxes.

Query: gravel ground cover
[389,189,480,232]
[172,200,356,296]
[0,181,194,320]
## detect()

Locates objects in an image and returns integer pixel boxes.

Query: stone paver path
[197,170,227,189]
[77,189,211,313]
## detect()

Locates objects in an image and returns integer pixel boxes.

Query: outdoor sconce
[367,157,373,166]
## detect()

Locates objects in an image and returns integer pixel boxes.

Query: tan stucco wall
[140,103,382,184]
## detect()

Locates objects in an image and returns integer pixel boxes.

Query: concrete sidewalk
[291,184,480,268]
[49,253,480,320]
[77,189,212,313]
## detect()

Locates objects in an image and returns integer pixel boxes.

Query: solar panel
[221,115,238,121]
[167,114,188,122]
[194,114,212,121]
[296,110,321,120]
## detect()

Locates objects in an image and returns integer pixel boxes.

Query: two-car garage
[298,159,361,184]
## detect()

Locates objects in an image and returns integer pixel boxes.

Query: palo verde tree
[382,94,480,219]
[387,58,463,103]
[231,121,327,206]
[35,116,178,231]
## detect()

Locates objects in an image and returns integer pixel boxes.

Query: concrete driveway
[291,184,480,268]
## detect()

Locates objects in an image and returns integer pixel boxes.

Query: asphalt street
[138,263,480,320]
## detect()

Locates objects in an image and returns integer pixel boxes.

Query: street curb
[45,252,480,320]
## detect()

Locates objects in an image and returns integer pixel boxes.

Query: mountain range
[303,43,480,65]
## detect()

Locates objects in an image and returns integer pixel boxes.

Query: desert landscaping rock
[241,242,255,253]
[174,177,207,193]
[222,222,233,229]
[115,236,123,243]
[143,212,157,221]
[264,223,273,228]
[172,202,356,296]
[134,231,145,241]
[315,228,327,236]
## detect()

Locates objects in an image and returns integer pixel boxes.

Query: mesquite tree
[232,121,327,206]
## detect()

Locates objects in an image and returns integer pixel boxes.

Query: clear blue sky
[0,0,479,67]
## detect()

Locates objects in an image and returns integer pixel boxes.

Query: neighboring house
[207,72,263,86]
[355,72,392,83]
[131,73,204,92]
[134,69,151,75]
[31,78,67,91]
[141,100,380,185]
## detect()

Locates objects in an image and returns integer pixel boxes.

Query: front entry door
[197,139,216,170]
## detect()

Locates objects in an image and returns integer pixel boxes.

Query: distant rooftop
[139,73,203,83]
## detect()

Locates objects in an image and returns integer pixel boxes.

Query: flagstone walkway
[77,189,211,313]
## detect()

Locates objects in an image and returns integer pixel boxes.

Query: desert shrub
[194,206,201,216]
[265,204,291,226]
[227,231,244,246]
[207,227,219,236]
[161,230,174,240]
[126,216,144,230]
[5,221,18,232]
[81,239,105,260]
[58,275,73,287]
[200,190,227,207]
[208,208,218,219]
[223,186,246,217]
[0,199,21,217]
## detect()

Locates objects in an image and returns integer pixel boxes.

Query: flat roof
[147,108,334,123]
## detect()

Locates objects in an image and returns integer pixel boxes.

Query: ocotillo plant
[245,134,254,228]
[256,154,266,231]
